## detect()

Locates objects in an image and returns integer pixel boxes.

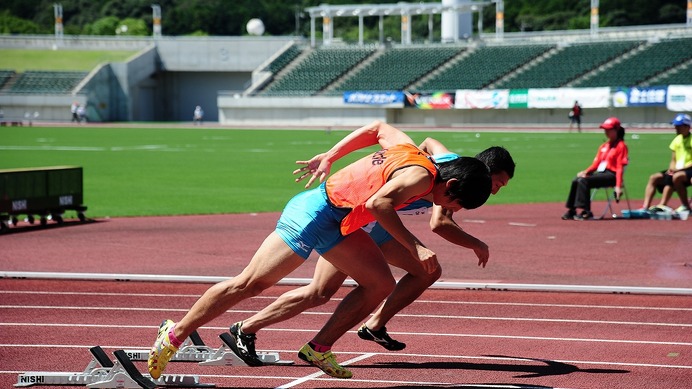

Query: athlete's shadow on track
[366,354,629,378]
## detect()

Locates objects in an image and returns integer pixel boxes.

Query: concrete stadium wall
[159,72,250,122]
[150,37,299,121]
[0,94,86,124]
[217,96,679,129]
[155,37,298,72]
[391,106,678,128]
[1,33,686,125]
[0,35,299,122]
[218,96,393,126]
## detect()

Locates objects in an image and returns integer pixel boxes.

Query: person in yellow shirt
[640,113,692,213]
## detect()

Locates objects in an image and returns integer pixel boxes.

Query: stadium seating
[652,64,692,86]
[331,46,461,94]
[417,44,553,91]
[574,37,692,87]
[8,71,88,94]
[496,40,642,89]
[259,46,376,96]
[262,44,304,74]
[0,70,16,89]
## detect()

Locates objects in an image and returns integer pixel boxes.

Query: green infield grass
[0,49,137,73]
[0,126,672,217]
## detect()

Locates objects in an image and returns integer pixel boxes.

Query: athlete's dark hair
[436,156,491,210]
[475,146,515,178]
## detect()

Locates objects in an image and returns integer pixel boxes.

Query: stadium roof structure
[305,1,499,46]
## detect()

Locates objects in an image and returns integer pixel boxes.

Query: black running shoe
[357,324,406,351]
[561,210,576,220]
[576,210,593,220]
[228,322,264,367]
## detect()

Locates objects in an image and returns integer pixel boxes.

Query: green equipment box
[0,166,88,231]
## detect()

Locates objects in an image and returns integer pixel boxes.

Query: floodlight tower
[152,4,162,38]
[54,3,63,44]
[590,0,599,36]
[495,0,504,40]
[401,10,411,45]
[322,12,333,45]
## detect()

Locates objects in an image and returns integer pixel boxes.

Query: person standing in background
[193,105,204,125]
[70,101,79,123]
[76,104,86,123]
[569,101,583,133]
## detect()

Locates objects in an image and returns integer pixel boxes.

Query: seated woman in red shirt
[563,117,629,220]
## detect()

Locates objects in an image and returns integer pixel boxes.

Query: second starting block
[123,330,294,366]
[16,346,213,388]
[15,330,293,388]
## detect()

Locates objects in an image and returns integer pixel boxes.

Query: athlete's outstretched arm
[418,137,451,156]
[366,166,439,274]
[429,205,489,268]
[294,121,415,188]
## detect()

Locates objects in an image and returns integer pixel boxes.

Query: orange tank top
[325,143,438,235]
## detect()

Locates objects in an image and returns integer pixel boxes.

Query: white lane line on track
[412,300,692,311]
[1,349,690,371]
[2,325,691,346]
[4,271,691,295]
[0,371,578,388]
[2,305,690,327]
[3,290,691,311]
[275,353,376,389]
[0,290,202,298]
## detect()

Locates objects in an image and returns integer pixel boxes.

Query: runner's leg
[310,229,396,347]
[241,257,347,333]
[173,232,305,341]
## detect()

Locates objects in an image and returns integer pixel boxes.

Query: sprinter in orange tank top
[148,121,492,379]
[224,142,514,366]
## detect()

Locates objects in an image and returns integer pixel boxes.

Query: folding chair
[590,185,631,219]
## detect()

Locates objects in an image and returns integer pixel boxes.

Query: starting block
[15,346,213,388]
[123,330,293,366]
[15,346,112,387]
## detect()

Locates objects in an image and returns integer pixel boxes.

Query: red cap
[600,117,621,130]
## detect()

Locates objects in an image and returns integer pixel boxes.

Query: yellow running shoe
[148,319,179,379]
[298,343,352,379]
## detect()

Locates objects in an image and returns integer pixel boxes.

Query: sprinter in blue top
[226,137,515,366]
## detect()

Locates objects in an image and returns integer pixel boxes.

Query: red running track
[1,203,691,388]
[1,203,691,289]
[1,279,691,388]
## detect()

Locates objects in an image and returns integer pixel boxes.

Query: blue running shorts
[363,197,436,246]
[275,183,350,259]
[362,222,393,246]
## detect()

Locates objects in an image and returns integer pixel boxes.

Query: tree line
[0,0,687,40]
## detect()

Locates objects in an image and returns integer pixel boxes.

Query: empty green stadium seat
[9,71,88,94]
[497,40,642,89]
[418,44,553,91]
[0,70,16,89]
[263,45,304,74]
[260,46,375,96]
[574,37,692,87]
[333,46,461,92]
[653,65,692,86]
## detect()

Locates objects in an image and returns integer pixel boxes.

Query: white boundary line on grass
[2,271,691,295]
